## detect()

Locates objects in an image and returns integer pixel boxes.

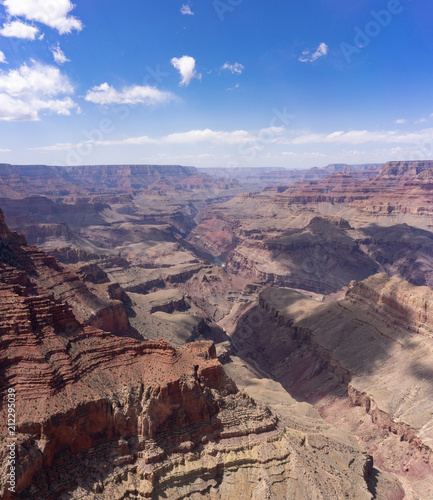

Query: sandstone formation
[0,213,374,499]
[275,161,433,222]
[227,216,379,293]
[0,164,241,200]
[2,161,433,497]
[189,162,433,292]
[0,207,137,338]
[200,163,382,192]
[232,274,433,498]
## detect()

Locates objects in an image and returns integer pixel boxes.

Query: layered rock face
[227,216,380,293]
[276,160,433,217]
[232,274,433,498]
[0,208,136,337]
[0,164,241,199]
[226,217,433,292]
[0,163,244,269]
[188,161,433,293]
[0,214,374,499]
[199,163,382,192]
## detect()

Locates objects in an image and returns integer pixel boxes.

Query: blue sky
[0,0,433,169]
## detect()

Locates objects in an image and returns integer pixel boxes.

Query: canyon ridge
[1,161,433,499]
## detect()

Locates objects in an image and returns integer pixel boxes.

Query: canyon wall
[232,274,433,498]
[0,211,374,499]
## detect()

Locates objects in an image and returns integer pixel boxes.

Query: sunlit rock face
[0,211,373,499]
[232,275,433,499]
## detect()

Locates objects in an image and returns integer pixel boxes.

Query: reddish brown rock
[232,274,433,498]
[0,215,374,499]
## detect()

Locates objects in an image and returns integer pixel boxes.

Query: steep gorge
[0,210,374,499]
[232,275,433,498]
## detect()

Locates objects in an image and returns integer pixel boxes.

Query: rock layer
[0,213,374,499]
[232,274,433,498]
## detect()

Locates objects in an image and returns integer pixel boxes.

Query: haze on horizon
[0,0,432,169]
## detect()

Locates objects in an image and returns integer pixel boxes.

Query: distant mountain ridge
[0,164,240,198]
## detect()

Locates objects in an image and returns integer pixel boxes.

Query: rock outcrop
[0,213,374,499]
[0,208,135,337]
[227,216,379,294]
[232,274,433,498]
[188,162,433,293]
[0,164,241,199]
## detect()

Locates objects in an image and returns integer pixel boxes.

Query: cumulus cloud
[84,82,175,106]
[3,0,82,34]
[298,42,328,63]
[0,20,39,39]
[180,4,194,15]
[171,55,200,86]
[0,61,73,96]
[222,62,244,75]
[394,118,407,124]
[0,51,7,64]
[50,43,69,64]
[0,93,76,121]
[0,61,76,121]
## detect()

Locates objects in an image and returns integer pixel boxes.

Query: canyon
[1,161,433,498]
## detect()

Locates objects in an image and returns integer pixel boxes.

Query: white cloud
[0,51,7,64]
[3,0,82,34]
[0,148,11,152]
[222,62,244,75]
[50,43,69,64]
[99,129,254,146]
[394,118,407,124]
[29,141,82,151]
[0,61,73,96]
[32,128,258,152]
[414,118,427,124]
[36,126,433,153]
[180,4,194,15]
[0,20,39,39]
[84,82,175,106]
[0,61,76,121]
[289,128,433,145]
[95,136,155,147]
[29,142,79,151]
[298,42,328,63]
[282,151,327,158]
[0,93,76,121]
[171,55,200,86]
[226,83,240,91]
[162,129,253,144]
[30,135,156,151]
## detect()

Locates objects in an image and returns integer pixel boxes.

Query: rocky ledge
[0,214,373,499]
[232,273,433,497]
